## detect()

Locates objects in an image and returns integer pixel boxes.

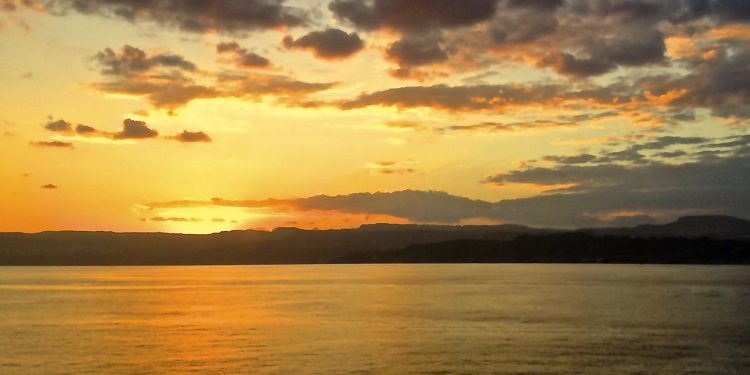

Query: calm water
[0,265,749,375]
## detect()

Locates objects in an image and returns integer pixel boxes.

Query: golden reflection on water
[0,265,749,374]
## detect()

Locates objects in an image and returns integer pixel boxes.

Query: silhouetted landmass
[0,224,550,265]
[0,216,747,265]
[583,215,750,240]
[332,233,750,265]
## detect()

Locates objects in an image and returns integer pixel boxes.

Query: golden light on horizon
[0,1,748,233]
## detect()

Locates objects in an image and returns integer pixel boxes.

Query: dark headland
[0,216,748,266]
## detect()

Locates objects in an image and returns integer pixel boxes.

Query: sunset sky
[1,0,749,233]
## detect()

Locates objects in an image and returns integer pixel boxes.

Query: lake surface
[0,264,748,374]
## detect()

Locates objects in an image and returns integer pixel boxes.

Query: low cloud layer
[142,136,750,228]
[95,45,196,78]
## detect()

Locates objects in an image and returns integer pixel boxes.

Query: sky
[1,0,749,233]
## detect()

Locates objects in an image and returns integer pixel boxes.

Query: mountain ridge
[0,215,747,265]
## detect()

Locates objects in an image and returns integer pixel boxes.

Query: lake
[0,264,748,374]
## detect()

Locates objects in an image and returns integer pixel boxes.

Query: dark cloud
[385,37,448,67]
[483,154,750,227]
[329,0,500,33]
[29,141,74,148]
[593,0,665,23]
[561,111,620,122]
[717,0,750,20]
[94,45,196,78]
[2,1,16,12]
[446,120,578,132]
[694,149,727,162]
[594,29,666,67]
[669,110,696,122]
[283,28,365,60]
[653,150,688,158]
[663,52,750,119]
[383,36,449,81]
[114,119,158,140]
[703,134,750,149]
[485,154,750,193]
[236,53,270,68]
[40,0,306,34]
[508,0,564,11]
[170,130,212,143]
[538,29,667,77]
[638,136,708,150]
[90,45,335,110]
[144,158,750,228]
[90,45,219,110]
[295,190,490,223]
[335,83,562,111]
[586,0,747,26]
[542,154,597,164]
[700,0,750,23]
[591,136,709,164]
[211,218,226,223]
[217,42,241,54]
[44,119,100,136]
[75,124,97,134]
[217,42,271,68]
[460,71,500,84]
[490,11,558,45]
[538,53,616,78]
[488,163,630,186]
[218,72,337,98]
[597,148,648,164]
[44,119,72,132]
[92,81,221,110]
[41,184,57,189]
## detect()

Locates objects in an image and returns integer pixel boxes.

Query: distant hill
[332,233,750,265]
[0,216,747,266]
[0,224,553,266]
[583,215,750,239]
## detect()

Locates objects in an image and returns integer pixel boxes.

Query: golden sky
[1,0,749,233]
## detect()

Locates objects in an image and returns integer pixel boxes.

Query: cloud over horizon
[143,150,750,230]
